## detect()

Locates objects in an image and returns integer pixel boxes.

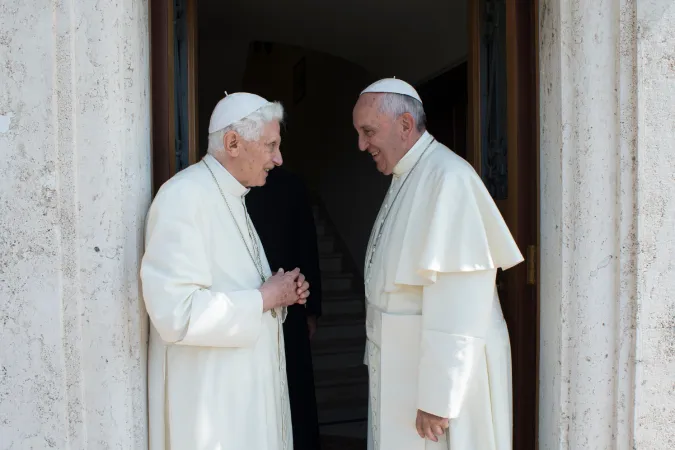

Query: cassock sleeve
[140,180,263,348]
[417,269,497,418]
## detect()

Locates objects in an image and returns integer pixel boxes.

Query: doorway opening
[150,0,539,448]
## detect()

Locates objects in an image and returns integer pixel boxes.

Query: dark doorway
[149,0,540,449]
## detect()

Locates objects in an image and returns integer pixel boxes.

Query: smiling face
[352,93,410,176]
[224,120,283,187]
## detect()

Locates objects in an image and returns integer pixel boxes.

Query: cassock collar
[203,154,250,197]
[393,131,434,177]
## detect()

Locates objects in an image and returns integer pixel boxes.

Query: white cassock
[140,154,292,450]
[364,132,524,450]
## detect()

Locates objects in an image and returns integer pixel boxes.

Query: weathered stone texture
[0,0,151,448]
[539,0,674,448]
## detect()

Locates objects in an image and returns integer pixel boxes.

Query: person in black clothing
[246,166,322,450]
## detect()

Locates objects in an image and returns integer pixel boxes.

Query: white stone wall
[0,0,151,448]
[539,0,675,448]
[633,1,675,446]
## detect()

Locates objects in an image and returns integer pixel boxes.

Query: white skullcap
[208,92,271,133]
[360,77,423,104]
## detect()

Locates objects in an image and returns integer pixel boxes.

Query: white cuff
[417,331,483,419]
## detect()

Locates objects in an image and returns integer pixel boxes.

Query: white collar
[202,154,250,197]
[392,131,434,177]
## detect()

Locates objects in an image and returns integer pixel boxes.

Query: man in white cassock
[140,92,311,450]
[352,78,524,450]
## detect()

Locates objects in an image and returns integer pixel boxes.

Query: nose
[273,149,283,166]
[358,135,368,152]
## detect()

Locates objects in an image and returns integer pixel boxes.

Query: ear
[223,131,241,157]
[399,112,415,138]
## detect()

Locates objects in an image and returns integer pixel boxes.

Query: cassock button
[271,309,277,318]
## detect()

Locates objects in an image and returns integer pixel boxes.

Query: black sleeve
[292,178,322,318]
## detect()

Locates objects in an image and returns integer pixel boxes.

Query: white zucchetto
[360,78,423,104]
[208,92,271,133]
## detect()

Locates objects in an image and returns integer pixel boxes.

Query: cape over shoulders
[415,142,483,189]
[386,141,524,287]
[154,161,212,199]
[149,160,237,220]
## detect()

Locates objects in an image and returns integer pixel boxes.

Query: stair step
[323,290,364,301]
[320,311,364,326]
[314,364,368,388]
[322,298,364,316]
[320,421,368,440]
[318,236,335,253]
[320,254,343,273]
[315,223,328,236]
[313,323,365,342]
[312,335,365,356]
[318,405,368,425]
[310,202,370,432]
[316,382,369,407]
[313,349,365,371]
[322,273,354,291]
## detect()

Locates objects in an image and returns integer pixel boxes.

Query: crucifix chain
[203,158,287,445]
[365,138,435,282]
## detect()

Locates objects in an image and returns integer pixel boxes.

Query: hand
[260,268,304,311]
[295,271,310,305]
[415,410,449,442]
[307,314,318,339]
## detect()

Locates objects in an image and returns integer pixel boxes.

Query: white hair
[207,101,284,154]
[378,93,426,132]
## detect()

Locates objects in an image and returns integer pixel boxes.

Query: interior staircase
[311,204,368,449]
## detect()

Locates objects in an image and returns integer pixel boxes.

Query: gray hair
[207,101,285,154]
[378,93,426,132]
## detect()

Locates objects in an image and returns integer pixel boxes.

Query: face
[227,120,283,187]
[352,93,407,175]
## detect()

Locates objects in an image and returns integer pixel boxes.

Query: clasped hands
[259,267,310,312]
[416,409,449,442]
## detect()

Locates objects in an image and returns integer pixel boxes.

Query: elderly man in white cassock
[140,92,310,450]
[352,78,524,450]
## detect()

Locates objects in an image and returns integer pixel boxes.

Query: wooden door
[150,0,200,194]
[467,0,539,449]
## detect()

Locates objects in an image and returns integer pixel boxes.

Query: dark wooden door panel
[468,0,540,448]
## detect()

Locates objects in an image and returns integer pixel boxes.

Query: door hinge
[526,244,536,285]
